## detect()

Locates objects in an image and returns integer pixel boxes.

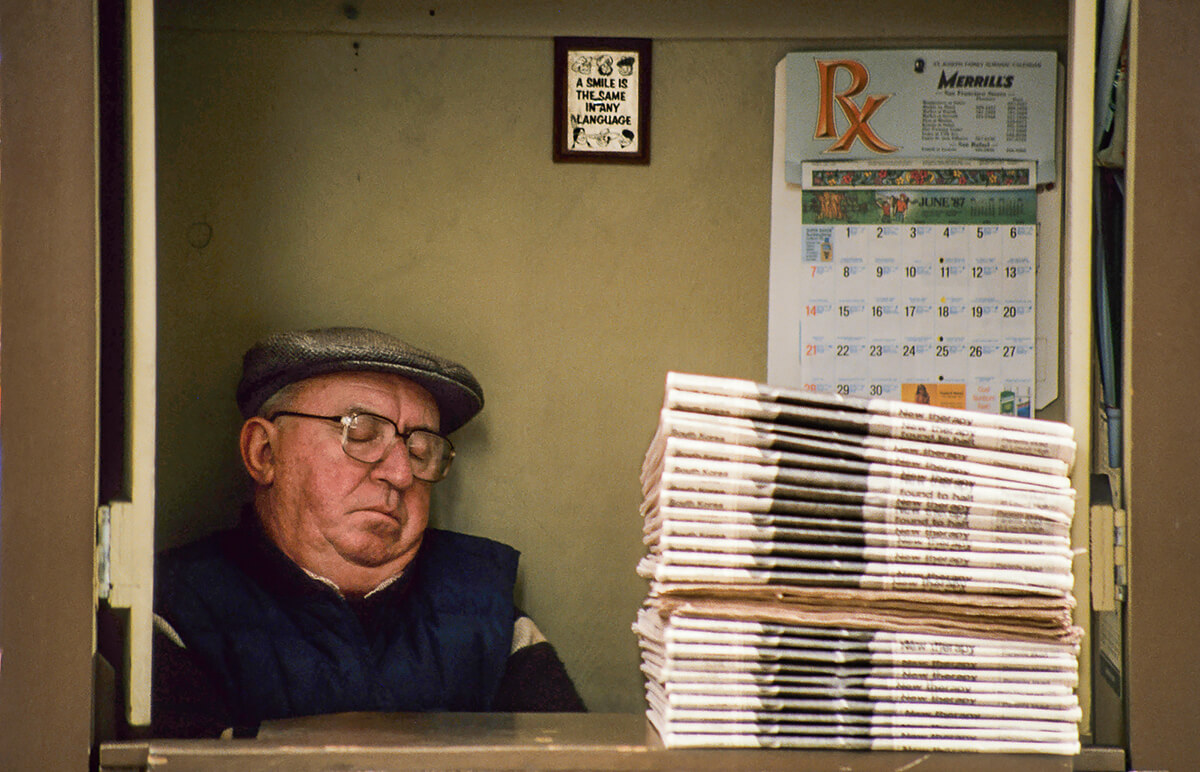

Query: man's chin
[337,521,422,568]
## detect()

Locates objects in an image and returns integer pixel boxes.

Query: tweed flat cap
[237,327,484,433]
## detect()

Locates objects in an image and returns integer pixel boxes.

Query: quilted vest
[155,519,518,726]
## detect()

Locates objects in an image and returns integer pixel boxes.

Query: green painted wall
[154,1,1065,713]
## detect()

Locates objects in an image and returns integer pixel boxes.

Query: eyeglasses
[268,410,455,482]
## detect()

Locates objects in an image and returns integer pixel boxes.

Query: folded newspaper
[633,373,1082,754]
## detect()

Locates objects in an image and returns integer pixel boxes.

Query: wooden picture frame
[553,37,651,164]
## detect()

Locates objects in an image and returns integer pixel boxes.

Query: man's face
[252,371,441,587]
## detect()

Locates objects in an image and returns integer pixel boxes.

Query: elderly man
[152,327,584,737]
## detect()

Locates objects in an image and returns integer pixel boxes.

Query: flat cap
[237,327,484,433]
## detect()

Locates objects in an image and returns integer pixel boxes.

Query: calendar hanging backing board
[768,56,1059,415]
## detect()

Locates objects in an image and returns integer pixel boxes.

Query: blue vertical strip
[1093,172,1123,469]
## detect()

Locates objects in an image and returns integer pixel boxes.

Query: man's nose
[370,438,416,488]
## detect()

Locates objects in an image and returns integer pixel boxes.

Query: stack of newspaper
[635,372,1082,754]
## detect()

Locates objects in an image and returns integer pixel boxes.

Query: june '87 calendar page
[794,160,1036,414]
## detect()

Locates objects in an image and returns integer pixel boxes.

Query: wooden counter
[99,712,1078,771]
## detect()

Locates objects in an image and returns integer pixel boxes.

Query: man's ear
[240,417,277,485]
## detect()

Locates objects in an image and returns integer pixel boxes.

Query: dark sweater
[152,517,584,737]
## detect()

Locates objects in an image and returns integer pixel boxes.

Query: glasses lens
[406,430,454,482]
[340,414,454,482]
[341,413,392,463]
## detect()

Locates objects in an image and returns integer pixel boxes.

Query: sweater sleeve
[150,615,238,738]
[490,614,587,712]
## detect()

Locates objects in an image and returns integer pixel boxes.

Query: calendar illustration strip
[801,190,1037,227]
[808,165,1033,189]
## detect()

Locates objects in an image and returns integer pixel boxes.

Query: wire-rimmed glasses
[269,410,455,482]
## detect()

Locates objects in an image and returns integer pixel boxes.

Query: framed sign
[553,37,651,164]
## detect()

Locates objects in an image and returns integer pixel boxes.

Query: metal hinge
[1090,473,1128,611]
[1113,506,1127,601]
[96,504,113,600]
[96,501,136,602]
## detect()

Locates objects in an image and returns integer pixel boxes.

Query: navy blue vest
[155,519,518,726]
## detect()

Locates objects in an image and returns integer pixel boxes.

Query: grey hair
[256,380,307,418]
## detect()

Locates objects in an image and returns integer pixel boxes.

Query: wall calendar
[768,49,1059,416]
